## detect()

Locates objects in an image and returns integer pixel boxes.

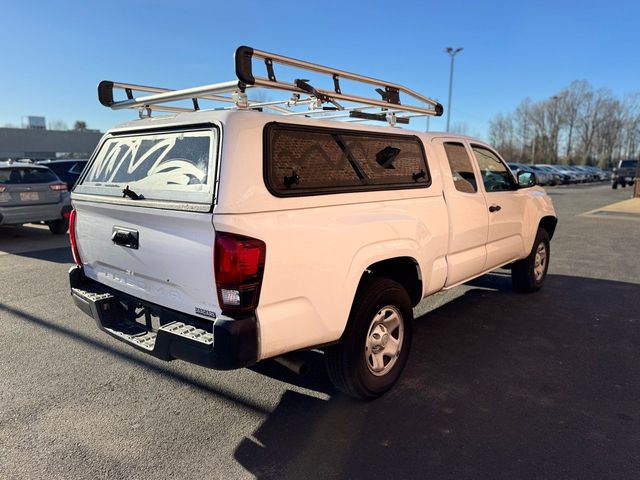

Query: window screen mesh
[267,125,429,195]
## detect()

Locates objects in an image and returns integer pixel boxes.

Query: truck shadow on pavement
[0,302,271,415]
[235,273,640,479]
[0,224,71,264]
[7,245,73,264]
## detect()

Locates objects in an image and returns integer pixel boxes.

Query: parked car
[529,165,559,185]
[37,159,89,190]
[0,160,71,233]
[508,163,548,186]
[539,164,573,184]
[611,159,638,189]
[600,168,613,181]
[68,46,557,399]
[565,165,590,183]
[577,166,598,181]
[592,166,610,181]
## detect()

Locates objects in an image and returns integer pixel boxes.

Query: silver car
[508,163,553,186]
[529,165,559,185]
[0,160,72,234]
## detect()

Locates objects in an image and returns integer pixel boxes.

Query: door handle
[111,226,139,249]
[489,204,502,213]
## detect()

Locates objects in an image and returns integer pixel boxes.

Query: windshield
[76,128,218,204]
[620,160,637,169]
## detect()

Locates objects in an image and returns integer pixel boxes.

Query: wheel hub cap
[365,306,404,376]
[534,242,547,282]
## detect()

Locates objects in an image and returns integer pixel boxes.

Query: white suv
[69,47,557,399]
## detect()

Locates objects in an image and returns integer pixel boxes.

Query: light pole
[444,47,463,132]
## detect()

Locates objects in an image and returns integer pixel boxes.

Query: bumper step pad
[72,287,214,350]
[69,266,258,370]
[103,322,213,351]
[161,322,213,345]
[105,321,157,351]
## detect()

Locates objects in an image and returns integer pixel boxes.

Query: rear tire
[48,219,69,235]
[325,277,413,400]
[512,229,550,293]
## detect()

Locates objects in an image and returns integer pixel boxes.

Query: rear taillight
[50,183,68,191]
[214,231,266,313]
[0,185,6,193]
[69,209,82,266]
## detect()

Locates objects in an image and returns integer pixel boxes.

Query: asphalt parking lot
[1,184,639,480]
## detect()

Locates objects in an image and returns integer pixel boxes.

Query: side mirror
[517,171,536,188]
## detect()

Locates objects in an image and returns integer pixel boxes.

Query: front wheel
[325,277,413,400]
[511,229,550,293]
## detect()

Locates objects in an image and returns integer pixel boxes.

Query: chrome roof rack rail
[98,46,444,126]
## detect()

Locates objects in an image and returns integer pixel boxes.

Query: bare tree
[490,81,639,167]
[529,99,558,163]
[74,121,87,131]
[593,97,624,168]
[489,113,517,159]
[558,80,590,163]
[547,96,563,163]
[576,88,614,165]
[514,99,533,162]
[621,93,640,159]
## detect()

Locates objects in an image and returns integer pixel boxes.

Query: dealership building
[0,120,102,161]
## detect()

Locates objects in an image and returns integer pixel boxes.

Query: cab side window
[443,142,477,193]
[472,146,515,192]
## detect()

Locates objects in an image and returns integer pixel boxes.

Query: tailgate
[72,125,221,319]
[74,200,219,318]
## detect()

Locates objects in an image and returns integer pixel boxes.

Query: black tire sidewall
[344,278,413,397]
[529,230,550,289]
[49,219,69,234]
[512,228,550,293]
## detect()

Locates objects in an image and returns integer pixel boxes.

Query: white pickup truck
[69,47,557,399]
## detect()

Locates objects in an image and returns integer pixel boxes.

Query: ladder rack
[98,46,443,126]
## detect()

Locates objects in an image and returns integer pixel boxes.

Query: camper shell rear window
[75,127,218,205]
[265,123,430,196]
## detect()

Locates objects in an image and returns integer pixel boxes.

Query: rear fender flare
[339,239,423,337]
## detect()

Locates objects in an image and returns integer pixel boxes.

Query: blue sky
[2,0,638,138]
